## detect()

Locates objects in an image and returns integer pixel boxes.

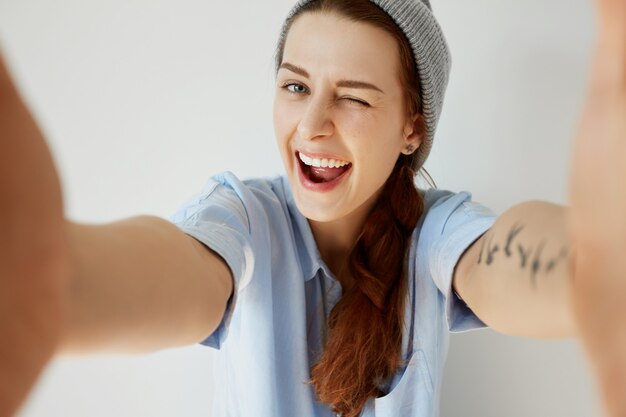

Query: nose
[297,95,334,141]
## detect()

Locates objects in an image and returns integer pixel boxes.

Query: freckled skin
[273,12,422,262]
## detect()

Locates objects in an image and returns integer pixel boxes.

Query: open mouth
[296,151,352,183]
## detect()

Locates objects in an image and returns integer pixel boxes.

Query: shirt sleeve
[168,172,256,349]
[421,189,497,333]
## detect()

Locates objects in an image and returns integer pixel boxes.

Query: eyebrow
[279,62,385,94]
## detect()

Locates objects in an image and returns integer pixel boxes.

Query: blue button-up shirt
[169,171,496,417]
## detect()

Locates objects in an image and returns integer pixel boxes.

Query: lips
[296,151,352,183]
[295,151,352,192]
[298,151,350,166]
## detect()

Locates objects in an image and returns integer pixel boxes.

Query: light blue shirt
[169,171,497,417]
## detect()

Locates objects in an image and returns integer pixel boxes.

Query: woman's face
[273,12,421,223]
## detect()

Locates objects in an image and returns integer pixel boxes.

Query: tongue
[309,166,349,183]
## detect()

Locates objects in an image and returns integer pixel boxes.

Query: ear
[400,113,423,156]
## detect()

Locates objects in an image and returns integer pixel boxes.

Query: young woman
[1,0,625,416]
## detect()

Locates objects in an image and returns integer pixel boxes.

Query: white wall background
[0,0,603,416]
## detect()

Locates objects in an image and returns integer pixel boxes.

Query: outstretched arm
[455,0,626,415]
[0,50,234,417]
[452,201,576,339]
[0,52,69,417]
[567,0,626,415]
[60,216,232,356]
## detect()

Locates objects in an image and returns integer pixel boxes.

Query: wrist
[0,257,68,416]
[594,344,626,417]
[594,21,626,87]
[0,309,58,417]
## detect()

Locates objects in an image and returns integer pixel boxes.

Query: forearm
[0,54,67,268]
[59,216,232,355]
[0,257,67,417]
[572,243,626,415]
[457,201,577,338]
[0,56,69,416]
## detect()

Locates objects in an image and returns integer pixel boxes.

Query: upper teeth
[298,153,350,168]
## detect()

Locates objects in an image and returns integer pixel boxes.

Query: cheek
[273,100,298,145]
[352,130,402,184]
[345,115,399,155]
[274,99,303,173]
[272,101,284,138]
[337,110,389,145]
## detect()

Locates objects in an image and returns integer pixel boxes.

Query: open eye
[282,82,308,95]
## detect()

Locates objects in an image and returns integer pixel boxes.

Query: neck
[309,217,361,271]
[309,219,360,289]
[308,188,383,285]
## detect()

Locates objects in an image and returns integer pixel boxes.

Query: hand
[0,52,69,416]
[566,1,626,416]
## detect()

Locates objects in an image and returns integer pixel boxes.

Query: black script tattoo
[477,222,570,291]
[518,244,531,268]
[545,247,569,274]
[485,236,500,265]
[530,240,546,288]
[504,223,525,257]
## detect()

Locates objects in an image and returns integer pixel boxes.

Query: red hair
[275,1,435,415]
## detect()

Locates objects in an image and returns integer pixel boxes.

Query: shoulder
[420,187,472,210]
[168,172,294,292]
[169,171,295,241]
[413,186,497,282]
[173,171,288,217]
[412,187,496,332]
[200,171,286,202]
[419,187,496,231]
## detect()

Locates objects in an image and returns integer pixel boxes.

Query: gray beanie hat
[277,0,451,171]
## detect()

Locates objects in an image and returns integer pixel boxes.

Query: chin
[292,192,345,223]
[295,183,375,227]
